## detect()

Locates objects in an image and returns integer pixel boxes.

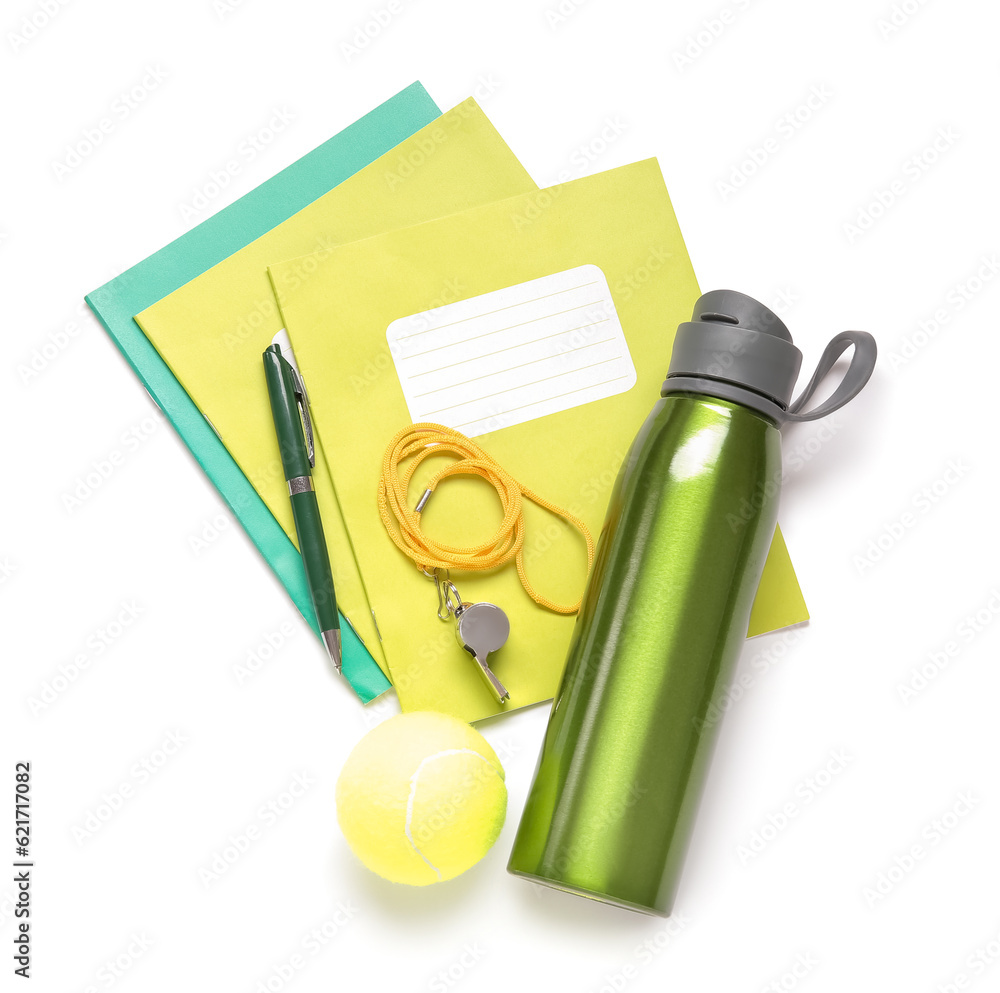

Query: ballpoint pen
[262,331,342,671]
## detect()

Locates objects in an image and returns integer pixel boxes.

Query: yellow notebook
[268,158,808,723]
[135,99,538,677]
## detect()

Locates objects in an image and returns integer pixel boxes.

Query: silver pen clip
[290,365,315,468]
[272,329,315,468]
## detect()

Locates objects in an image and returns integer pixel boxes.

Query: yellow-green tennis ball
[336,711,507,886]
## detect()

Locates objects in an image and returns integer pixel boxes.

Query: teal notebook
[85,82,441,703]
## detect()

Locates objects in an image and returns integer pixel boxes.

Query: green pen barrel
[508,393,780,915]
[289,488,340,634]
[263,343,340,642]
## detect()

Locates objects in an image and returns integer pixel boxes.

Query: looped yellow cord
[378,423,595,614]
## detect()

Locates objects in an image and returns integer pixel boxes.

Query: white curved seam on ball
[404,748,495,880]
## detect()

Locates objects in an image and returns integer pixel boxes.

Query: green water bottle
[508,290,876,915]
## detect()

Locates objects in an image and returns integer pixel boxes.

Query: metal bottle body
[508,391,782,915]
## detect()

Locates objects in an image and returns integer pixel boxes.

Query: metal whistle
[454,601,510,704]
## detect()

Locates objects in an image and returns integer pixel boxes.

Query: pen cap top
[262,343,314,478]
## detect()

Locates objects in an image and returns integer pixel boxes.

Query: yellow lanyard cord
[378,423,595,614]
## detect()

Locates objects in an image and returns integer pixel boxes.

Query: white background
[3,0,998,990]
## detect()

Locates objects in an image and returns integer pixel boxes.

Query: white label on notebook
[386,265,636,437]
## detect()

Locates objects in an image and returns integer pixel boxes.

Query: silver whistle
[431,571,510,704]
[454,601,510,704]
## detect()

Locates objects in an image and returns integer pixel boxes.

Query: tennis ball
[336,711,507,886]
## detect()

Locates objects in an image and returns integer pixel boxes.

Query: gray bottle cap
[662,289,877,424]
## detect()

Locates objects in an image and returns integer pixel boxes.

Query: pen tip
[322,628,342,673]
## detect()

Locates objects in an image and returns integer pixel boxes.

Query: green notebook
[85,82,441,703]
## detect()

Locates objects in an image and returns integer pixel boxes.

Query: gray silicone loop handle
[783,330,877,423]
